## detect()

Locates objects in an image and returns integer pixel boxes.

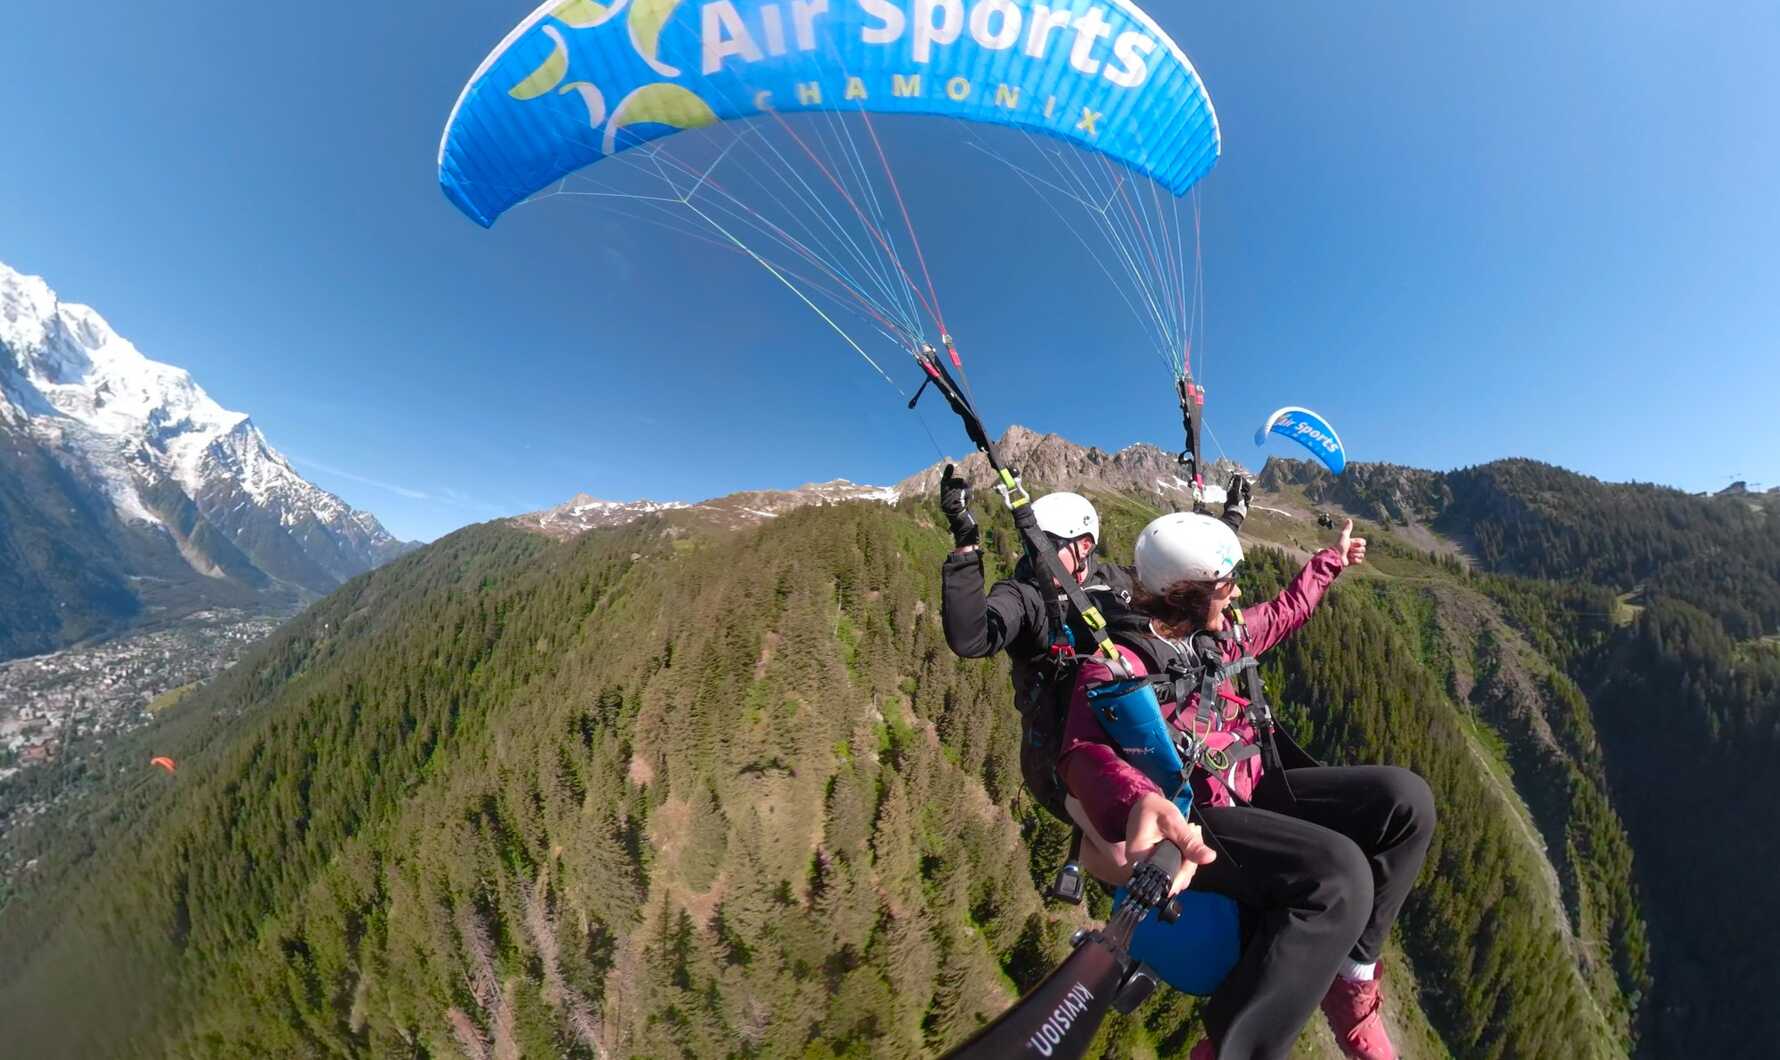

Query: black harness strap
[1177,372,1208,514]
[1108,620,1290,808]
[1226,610,1295,799]
[912,344,1128,678]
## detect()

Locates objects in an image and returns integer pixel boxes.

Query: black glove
[939,463,979,548]
[1223,472,1251,522]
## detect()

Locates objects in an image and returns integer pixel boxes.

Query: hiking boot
[1321,967,1396,1060]
[1187,1038,1215,1060]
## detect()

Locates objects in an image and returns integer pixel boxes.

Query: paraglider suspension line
[675,195,897,387]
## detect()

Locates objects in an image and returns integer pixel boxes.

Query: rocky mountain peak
[896,426,1249,506]
[1259,457,1451,526]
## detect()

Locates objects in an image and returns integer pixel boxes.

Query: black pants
[1189,766,1436,1060]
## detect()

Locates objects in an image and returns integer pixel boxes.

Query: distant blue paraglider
[1256,406,1346,475]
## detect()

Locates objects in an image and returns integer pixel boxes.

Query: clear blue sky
[3,3,1776,542]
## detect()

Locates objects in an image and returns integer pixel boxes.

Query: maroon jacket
[1057,549,1347,843]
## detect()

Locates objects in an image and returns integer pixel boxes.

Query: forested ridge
[1440,461,1780,638]
[2,464,1768,1058]
[1275,455,1780,637]
[1281,456,1780,1057]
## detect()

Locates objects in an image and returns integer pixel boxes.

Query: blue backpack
[1085,672,1244,996]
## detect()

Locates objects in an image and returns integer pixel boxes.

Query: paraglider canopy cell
[150,756,176,774]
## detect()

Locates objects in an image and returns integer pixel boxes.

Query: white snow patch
[1152,476,1225,505]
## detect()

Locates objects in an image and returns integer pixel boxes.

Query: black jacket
[942,549,1139,712]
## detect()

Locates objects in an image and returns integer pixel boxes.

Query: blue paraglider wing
[1256,405,1346,475]
[440,0,1221,227]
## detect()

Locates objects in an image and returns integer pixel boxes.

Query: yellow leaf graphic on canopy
[552,0,628,30]
[629,0,685,77]
[509,25,570,100]
[604,83,718,154]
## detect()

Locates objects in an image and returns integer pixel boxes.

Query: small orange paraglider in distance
[150,756,177,774]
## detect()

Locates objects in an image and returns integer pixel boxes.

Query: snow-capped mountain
[697,480,902,530]
[0,260,414,659]
[513,494,694,538]
[512,480,902,539]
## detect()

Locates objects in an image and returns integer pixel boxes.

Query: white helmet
[1032,491,1099,545]
[1135,512,1243,592]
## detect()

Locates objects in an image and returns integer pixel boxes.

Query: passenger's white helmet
[1135,512,1243,592]
[1032,491,1099,544]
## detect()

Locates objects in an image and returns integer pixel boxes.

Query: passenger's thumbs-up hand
[1337,519,1367,567]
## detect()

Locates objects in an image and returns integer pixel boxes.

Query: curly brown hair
[1130,579,1223,641]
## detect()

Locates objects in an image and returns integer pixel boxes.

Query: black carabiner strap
[912,343,1128,677]
[1177,372,1208,513]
